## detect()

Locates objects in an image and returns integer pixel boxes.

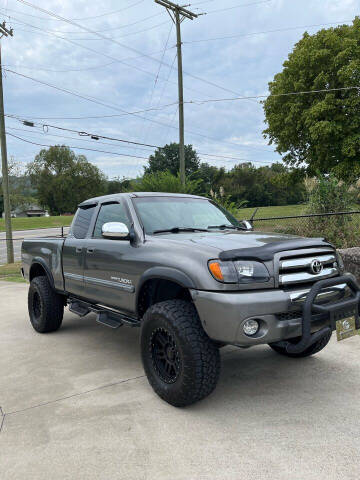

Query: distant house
[2,204,49,218]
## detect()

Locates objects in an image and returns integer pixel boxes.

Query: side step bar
[68,298,140,328]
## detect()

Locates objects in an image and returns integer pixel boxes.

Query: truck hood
[156,230,299,250]
[154,230,331,261]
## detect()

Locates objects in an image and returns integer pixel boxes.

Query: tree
[144,143,200,177]
[130,171,201,194]
[0,159,37,213]
[27,146,107,215]
[106,177,132,194]
[263,18,360,181]
[193,162,226,195]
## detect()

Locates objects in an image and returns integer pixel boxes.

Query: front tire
[269,330,332,358]
[141,300,220,407]
[28,276,64,333]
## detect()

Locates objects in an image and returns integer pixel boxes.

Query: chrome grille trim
[279,267,338,285]
[280,254,336,270]
[278,248,339,287]
[288,283,348,303]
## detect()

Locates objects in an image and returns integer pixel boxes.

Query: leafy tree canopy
[27,146,107,215]
[263,18,360,181]
[144,143,200,177]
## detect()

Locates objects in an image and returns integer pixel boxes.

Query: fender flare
[136,266,196,312]
[29,258,55,289]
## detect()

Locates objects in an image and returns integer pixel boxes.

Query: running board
[96,312,123,329]
[69,298,140,328]
[69,301,90,317]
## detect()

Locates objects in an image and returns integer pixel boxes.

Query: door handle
[76,247,82,253]
[87,248,95,254]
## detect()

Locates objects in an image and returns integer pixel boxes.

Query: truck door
[83,201,135,312]
[62,204,96,298]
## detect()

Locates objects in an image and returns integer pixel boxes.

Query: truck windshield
[133,197,241,234]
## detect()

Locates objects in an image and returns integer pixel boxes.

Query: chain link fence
[1,211,360,264]
[250,211,360,249]
[0,226,70,264]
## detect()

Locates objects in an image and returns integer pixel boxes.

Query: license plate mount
[334,313,359,341]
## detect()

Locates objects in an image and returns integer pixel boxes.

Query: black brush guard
[283,275,360,354]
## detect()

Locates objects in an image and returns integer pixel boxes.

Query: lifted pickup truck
[22,193,360,406]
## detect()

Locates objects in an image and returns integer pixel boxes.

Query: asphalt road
[1,281,359,479]
[0,227,70,264]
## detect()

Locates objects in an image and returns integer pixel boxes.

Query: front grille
[279,250,339,287]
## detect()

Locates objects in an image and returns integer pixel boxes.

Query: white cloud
[2,0,358,177]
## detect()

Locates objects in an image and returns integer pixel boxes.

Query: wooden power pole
[154,1,198,187]
[0,22,14,264]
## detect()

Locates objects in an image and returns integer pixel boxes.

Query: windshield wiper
[208,224,239,230]
[153,227,208,234]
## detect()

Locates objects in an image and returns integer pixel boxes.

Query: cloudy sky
[1,0,358,178]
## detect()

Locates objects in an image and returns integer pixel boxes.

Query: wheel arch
[136,267,196,318]
[29,259,55,289]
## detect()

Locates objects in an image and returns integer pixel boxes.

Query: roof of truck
[79,192,207,206]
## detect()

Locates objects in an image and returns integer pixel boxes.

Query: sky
[1,0,358,179]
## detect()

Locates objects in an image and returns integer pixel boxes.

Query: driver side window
[93,202,130,239]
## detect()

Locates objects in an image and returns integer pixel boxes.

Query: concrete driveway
[1,281,359,480]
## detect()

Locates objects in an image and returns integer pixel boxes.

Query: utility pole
[0,22,14,263]
[154,1,199,187]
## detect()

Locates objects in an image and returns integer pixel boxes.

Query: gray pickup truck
[22,192,360,406]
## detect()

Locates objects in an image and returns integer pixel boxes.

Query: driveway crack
[6,374,146,416]
[0,406,5,434]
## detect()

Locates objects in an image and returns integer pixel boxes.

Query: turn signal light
[208,261,224,281]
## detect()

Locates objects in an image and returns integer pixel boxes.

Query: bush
[129,171,202,195]
[284,175,359,248]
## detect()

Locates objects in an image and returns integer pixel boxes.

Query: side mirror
[241,220,253,231]
[102,222,129,239]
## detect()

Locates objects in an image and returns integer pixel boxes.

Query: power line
[183,20,355,44]
[205,0,271,14]
[71,0,146,21]
[10,3,164,32]
[5,100,180,120]
[6,125,155,152]
[1,46,175,73]
[140,24,174,148]
[71,20,170,41]
[4,68,180,121]
[7,127,274,165]
[8,16,170,41]
[2,12,214,99]
[6,132,150,160]
[4,69,274,154]
[184,85,360,104]
[7,117,161,148]
[12,2,262,103]
[6,116,275,164]
[2,1,148,23]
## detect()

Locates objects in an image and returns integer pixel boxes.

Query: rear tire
[269,330,332,358]
[141,300,220,407]
[28,276,64,333]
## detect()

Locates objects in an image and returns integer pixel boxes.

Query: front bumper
[191,274,360,347]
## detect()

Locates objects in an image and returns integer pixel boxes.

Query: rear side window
[72,205,96,239]
[93,202,130,238]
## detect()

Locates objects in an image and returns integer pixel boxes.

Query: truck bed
[22,237,66,291]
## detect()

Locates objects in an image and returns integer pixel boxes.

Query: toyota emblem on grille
[310,259,323,274]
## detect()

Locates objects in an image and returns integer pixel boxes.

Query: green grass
[0,262,26,283]
[0,215,74,232]
[237,204,306,220]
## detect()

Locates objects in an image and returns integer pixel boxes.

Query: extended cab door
[62,204,96,297]
[82,201,135,312]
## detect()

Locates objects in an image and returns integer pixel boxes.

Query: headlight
[208,259,270,284]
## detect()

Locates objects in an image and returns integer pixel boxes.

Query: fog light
[243,319,259,336]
